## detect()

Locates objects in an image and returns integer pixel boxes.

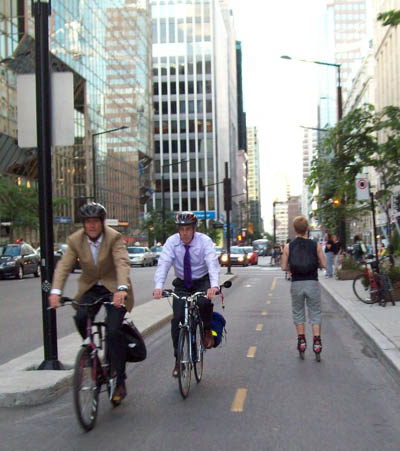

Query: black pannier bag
[121,319,147,362]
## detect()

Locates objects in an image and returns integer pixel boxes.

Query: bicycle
[352,257,395,307]
[162,280,231,399]
[57,294,121,431]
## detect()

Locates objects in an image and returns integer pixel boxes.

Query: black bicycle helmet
[80,202,107,220]
[175,211,198,226]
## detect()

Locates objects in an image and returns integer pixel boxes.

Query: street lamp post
[161,159,189,243]
[92,125,128,202]
[281,55,345,248]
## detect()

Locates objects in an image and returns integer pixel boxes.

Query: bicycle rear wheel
[177,328,191,398]
[193,319,204,383]
[73,347,100,431]
[353,274,380,304]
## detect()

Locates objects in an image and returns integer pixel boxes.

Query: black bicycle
[57,294,121,431]
[162,280,231,399]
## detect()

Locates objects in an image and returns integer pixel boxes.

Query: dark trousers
[171,275,213,357]
[74,285,127,385]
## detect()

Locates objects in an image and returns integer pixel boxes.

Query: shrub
[341,256,361,270]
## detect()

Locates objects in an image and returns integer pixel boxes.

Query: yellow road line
[231,388,247,412]
[271,277,277,291]
[256,324,263,331]
[247,346,256,358]
[266,300,271,305]
[261,310,268,316]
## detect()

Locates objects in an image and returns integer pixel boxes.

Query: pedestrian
[48,202,134,406]
[281,216,327,359]
[352,234,366,262]
[332,234,342,279]
[153,212,220,377]
[324,232,334,278]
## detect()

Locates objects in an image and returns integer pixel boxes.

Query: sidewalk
[319,277,400,384]
[0,274,236,408]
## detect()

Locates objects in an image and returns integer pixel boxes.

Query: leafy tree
[377,10,400,27]
[307,104,400,240]
[141,209,177,245]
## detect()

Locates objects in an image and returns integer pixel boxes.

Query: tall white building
[150,0,238,222]
[247,126,262,235]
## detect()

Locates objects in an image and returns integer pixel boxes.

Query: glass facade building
[1,0,153,242]
[150,0,238,222]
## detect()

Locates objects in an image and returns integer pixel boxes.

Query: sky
[231,0,328,233]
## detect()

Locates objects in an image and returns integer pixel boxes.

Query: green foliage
[341,256,361,271]
[377,10,400,27]
[307,104,400,236]
[387,265,400,283]
[141,209,177,244]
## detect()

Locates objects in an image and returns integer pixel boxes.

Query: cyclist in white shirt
[153,212,220,377]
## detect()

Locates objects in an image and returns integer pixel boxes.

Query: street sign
[55,216,72,223]
[193,211,216,220]
[356,176,369,201]
[105,218,119,226]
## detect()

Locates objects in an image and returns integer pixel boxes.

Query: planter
[392,288,400,301]
[337,269,363,280]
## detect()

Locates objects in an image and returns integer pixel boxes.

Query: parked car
[127,246,154,267]
[0,243,40,279]
[150,245,163,264]
[242,246,259,265]
[219,246,249,267]
[36,244,64,266]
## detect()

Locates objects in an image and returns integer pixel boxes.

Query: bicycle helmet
[80,202,107,221]
[175,212,198,226]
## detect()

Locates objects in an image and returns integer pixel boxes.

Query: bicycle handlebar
[47,293,124,309]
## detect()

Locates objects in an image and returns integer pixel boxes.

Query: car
[0,243,40,279]
[242,246,259,265]
[36,244,64,266]
[150,245,163,264]
[127,246,154,267]
[219,246,249,267]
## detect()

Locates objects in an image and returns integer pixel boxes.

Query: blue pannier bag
[211,311,226,348]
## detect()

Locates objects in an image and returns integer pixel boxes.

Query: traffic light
[224,177,232,211]
[237,234,242,242]
[333,198,340,206]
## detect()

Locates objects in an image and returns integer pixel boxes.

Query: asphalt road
[0,265,175,365]
[1,264,400,450]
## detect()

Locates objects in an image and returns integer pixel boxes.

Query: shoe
[297,335,307,353]
[204,329,214,349]
[112,382,127,406]
[313,336,322,354]
[172,359,179,378]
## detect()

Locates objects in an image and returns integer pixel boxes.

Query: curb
[320,280,400,385]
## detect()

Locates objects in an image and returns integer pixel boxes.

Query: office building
[246,126,262,235]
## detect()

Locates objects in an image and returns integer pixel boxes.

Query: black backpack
[121,319,147,362]
[289,239,318,275]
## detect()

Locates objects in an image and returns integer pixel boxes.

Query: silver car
[127,246,154,267]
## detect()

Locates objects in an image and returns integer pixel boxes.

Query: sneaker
[112,382,127,406]
[313,336,322,353]
[204,329,214,349]
[297,335,307,352]
[172,359,179,378]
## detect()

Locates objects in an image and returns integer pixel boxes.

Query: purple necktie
[184,245,192,289]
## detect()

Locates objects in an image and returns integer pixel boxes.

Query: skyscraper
[150,0,238,224]
[246,126,262,236]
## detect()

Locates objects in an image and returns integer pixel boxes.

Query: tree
[307,104,400,239]
[141,209,177,245]
[377,10,400,27]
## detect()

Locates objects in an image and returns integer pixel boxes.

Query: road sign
[356,176,369,201]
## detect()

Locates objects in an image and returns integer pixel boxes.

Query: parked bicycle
[352,256,395,307]
[162,280,231,399]
[56,294,121,431]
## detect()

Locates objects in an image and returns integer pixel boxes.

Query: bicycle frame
[180,294,203,365]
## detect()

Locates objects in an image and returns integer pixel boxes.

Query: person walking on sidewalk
[153,212,220,377]
[48,202,134,406]
[281,216,327,358]
[324,232,334,278]
[332,234,342,279]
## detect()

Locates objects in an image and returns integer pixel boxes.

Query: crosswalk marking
[231,388,247,412]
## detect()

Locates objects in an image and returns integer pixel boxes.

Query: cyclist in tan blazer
[49,202,133,406]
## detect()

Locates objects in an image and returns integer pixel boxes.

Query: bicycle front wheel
[73,347,100,431]
[353,274,380,304]
[193,320,204,383]
[177,328,191,399]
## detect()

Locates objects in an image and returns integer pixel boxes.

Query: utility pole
[33,0,62,370]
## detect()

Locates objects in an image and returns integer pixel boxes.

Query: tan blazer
[52,226,134,311]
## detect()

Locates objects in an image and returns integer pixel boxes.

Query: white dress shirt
[154,232,220,290]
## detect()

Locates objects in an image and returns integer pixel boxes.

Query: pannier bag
[211,311,226,348]
[121,319,147,362]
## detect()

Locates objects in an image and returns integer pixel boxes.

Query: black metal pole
[336,64,346,251]
[33,0,62,370]
[273,201,276,244]
[225,163,232,275]
[370,192,380,272]
[92,133,96,202]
